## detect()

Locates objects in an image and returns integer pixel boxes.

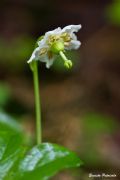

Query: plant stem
[32,61,42,144]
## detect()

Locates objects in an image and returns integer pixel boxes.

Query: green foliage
[0,112,23,136]
[0,132,24,180]
[0,112,82,179]
[0,132,82,180]
[106,0,120,25]
[15,143,82,180]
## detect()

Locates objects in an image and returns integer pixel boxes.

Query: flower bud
[51,41,64,54]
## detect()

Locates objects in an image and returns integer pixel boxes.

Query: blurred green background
[0,0,120,179]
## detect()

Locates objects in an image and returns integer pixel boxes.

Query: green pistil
[59,51,73,69]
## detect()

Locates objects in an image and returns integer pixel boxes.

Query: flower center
[47,35,60,45]
[47,33,72,47]
[61,32,71,42]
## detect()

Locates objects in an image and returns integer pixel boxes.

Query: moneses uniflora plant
[28,25,81,144]
[0,25,82,180]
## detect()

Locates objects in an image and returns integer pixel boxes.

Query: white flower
[28,25,81,68]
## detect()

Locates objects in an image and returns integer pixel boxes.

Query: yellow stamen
[64,42,70,47]
[39,48,47,55]
[48,35,60,45]
[61,33,71,42]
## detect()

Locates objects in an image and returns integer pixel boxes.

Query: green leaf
[15,143,82,180]
[0,132,24,180]
[0,112,23,135]
[0,134,82,180]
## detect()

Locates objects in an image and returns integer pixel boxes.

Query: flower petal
[62,25,81,34]
[62,25,81,50]
[38,27,62,47]
[40,54,55,68]
[27,47,40,63]
[46,58,55,68]
[37,51,56,68]
[65,40,81,50]
[45,27,61,37]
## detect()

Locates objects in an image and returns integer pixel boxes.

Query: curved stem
[32,61,42,144]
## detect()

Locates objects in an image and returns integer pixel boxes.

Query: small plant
[0,25,83,180]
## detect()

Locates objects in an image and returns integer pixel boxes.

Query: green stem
[32,61,42,144]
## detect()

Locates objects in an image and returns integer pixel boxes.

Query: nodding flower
[28,25,81,69]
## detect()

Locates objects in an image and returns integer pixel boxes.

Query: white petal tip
[27,60,31,64]
[74,24,82,31]
[78,24,82,29]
